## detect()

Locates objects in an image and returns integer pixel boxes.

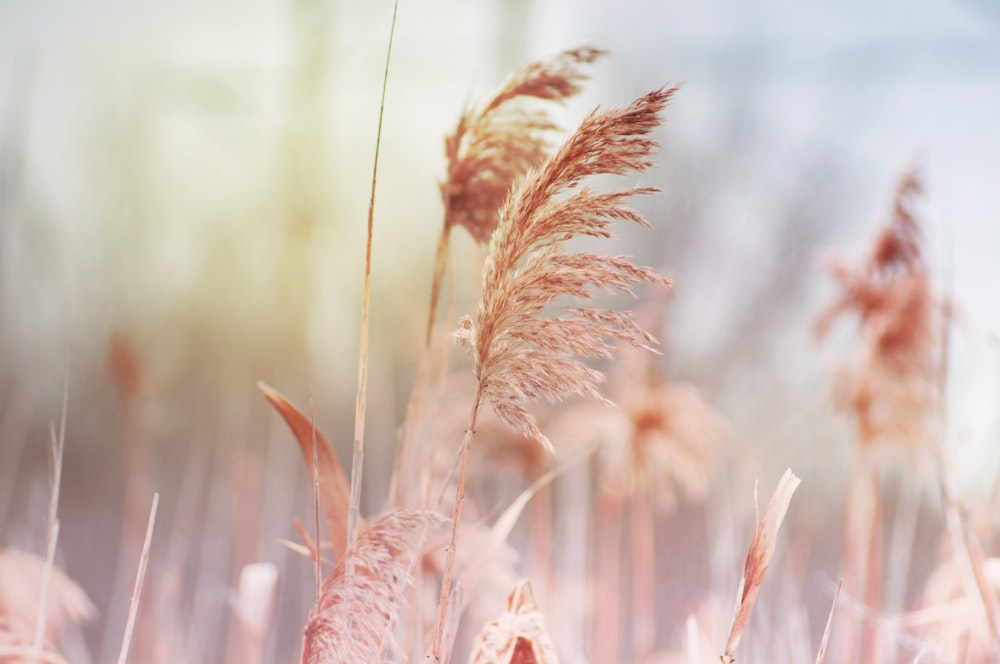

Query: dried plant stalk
[721,469,800,663]
[301,510,437,664]
[815,579,843,664]
[117,492,158,664]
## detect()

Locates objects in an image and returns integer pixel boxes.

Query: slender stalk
[815,580,844,664]
[862,463,883,664]
[840,446,875,662]
[309,389,321,598]
[421,251,457,511]
[425,226,451,347]
[33,371,68,654]
[430,385,482,660]
[937,465,1000,654]
[631,490,656,662]
[348,0,400,552]
[930,223,1000,654]
[593,492,624,663]
[117,492,159,664]
[529,482,553,602]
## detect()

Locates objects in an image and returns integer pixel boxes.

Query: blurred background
[1,0,999,661]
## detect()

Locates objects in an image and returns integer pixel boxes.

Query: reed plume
[453,87,674,453]
[301,510,438,664]
[432,85,675,659]
[427,47,605,344]
[816,168,945,662]
[816,168,939,454]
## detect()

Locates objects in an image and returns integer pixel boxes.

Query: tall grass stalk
[32,369,68,656]
[116,492,158,664]
[348,0,400,556]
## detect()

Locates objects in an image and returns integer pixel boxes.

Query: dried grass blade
[815,579,844,664]
[117,492,158,664]
[348,0,400,556]
[258,382,352,561]
[721,469,800,663]
[33,370,68,655]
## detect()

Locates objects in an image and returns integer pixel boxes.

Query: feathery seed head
[301,510,439,664]
[456,87,676,453]
[816,167,942,455]
[443,47,606,243]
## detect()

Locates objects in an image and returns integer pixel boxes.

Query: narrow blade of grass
[117,492,158,664]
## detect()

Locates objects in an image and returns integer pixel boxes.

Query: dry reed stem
[258,382,354,561]
[300,510,437,664]
[430,387,483,660]
[468,580,559,664]
[348,0,400,557]
[631,490,656,662]
[310,389,322,602]
[32,370,67,658]
[721,469,800,663]
[936,475,1000,658]
[117,492,158,664]
[592,492,624,663]
[815,579,843,664]
[428,47,605,345]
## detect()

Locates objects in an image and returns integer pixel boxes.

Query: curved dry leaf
[721,469,800,663]
[258,382,354,561]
